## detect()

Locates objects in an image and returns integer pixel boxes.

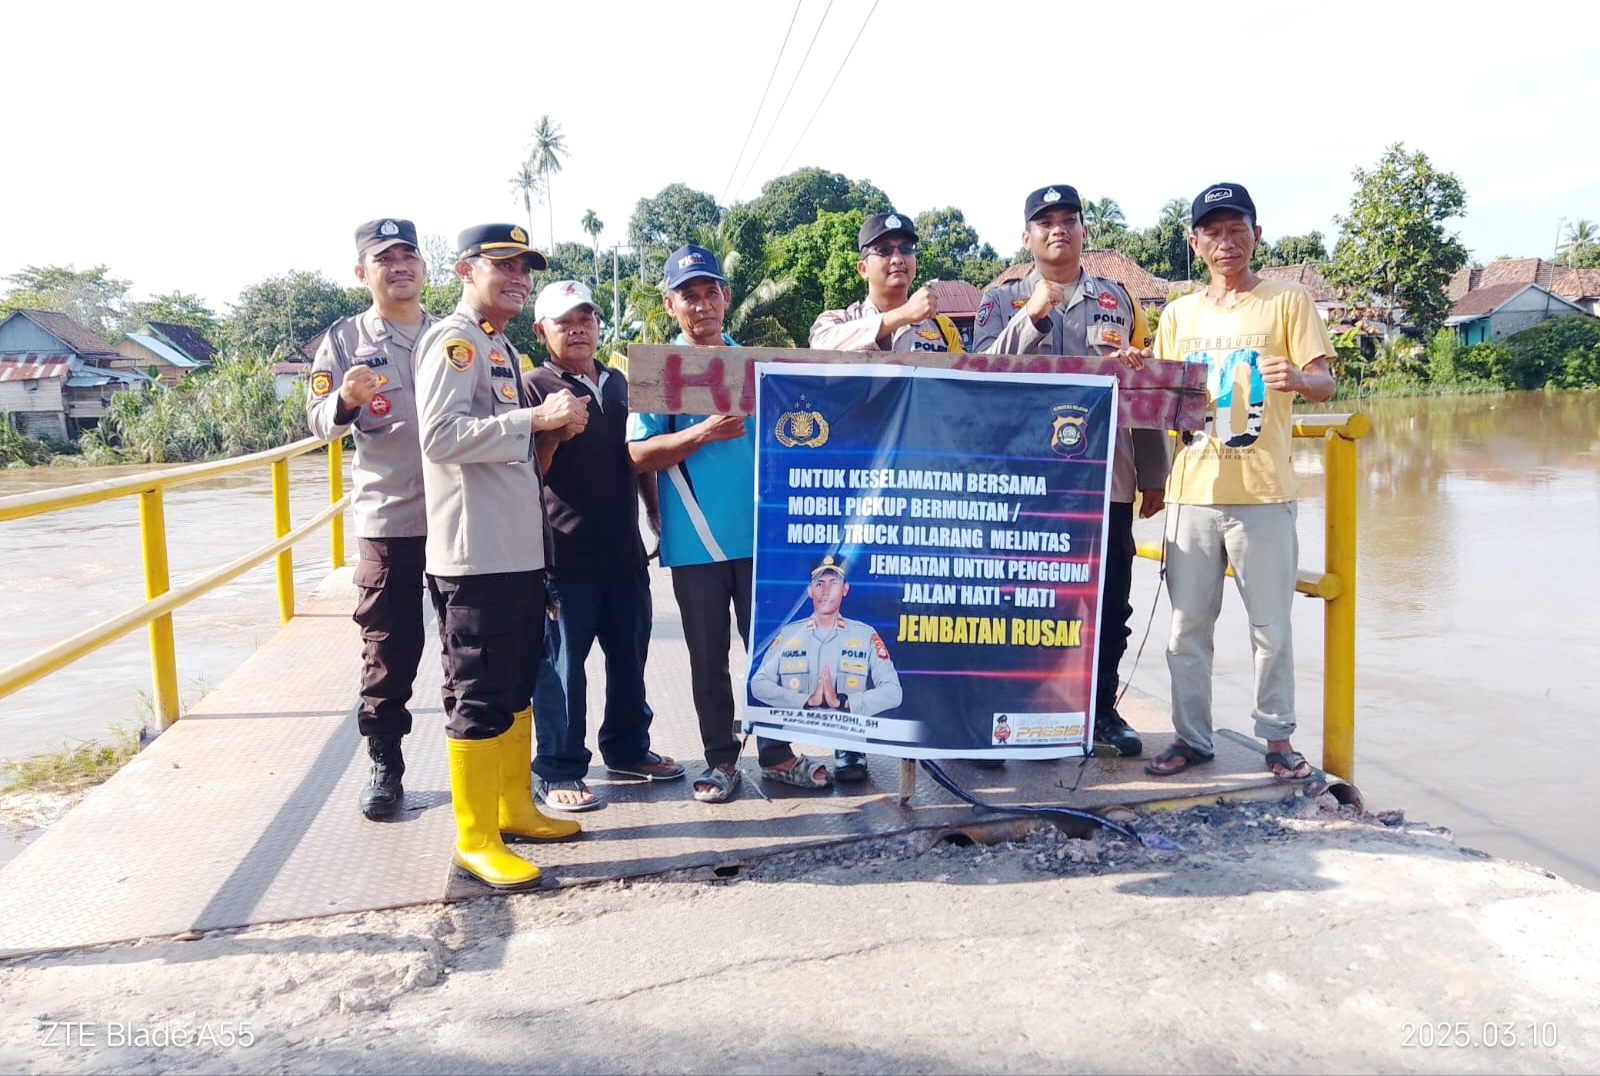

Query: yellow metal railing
[0,437,347,729]
[1136,412,1370,781]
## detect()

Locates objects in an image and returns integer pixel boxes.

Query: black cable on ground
[920,759,1182,851]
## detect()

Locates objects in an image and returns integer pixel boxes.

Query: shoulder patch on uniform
[443,339,475,371]
[310,370,333,397]
[976,299,995,328]
[871,632,889,660]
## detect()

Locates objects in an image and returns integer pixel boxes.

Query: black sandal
[1144,740,1214,777]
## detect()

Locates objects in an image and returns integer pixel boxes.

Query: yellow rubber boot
[499,708,581,842]
[447,735,542,890]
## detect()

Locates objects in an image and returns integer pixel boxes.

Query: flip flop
[606,752,686,782]
[1144,740,1214,777]
[535,777,601,812]
[1265,750,1315,782]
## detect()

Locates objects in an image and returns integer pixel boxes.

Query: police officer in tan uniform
[750,556,903,718]
[414,223,591,890]
[305,218,435,820]
[809,213,964,353]
[973,184,1170,758]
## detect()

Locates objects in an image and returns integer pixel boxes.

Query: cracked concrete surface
[1,800,1596,1075]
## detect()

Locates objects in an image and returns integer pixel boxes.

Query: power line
[720,0,805,206]
[733,0,835,202]
[776,0,879,175]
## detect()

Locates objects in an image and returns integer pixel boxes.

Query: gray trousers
[1163,501,1299,754]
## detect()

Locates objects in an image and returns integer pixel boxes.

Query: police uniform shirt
[413,300,547,577]
[750,616,904,716]
[809,299,959,353]
[305,307,435,538]
[973,267,1170,503]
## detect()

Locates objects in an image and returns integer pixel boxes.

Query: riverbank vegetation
[5,141,1596,465]
[1,724,141,797]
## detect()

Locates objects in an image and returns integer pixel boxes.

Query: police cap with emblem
[1190,182,1257,228]
[355,218,419,260]
[1023,185,1083,223]
[457,223,550,268]
[810,554,846,581]
[858,212,919,251]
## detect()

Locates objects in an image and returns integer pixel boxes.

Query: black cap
[810,554,846,580]
[355,218,419,260]
[1191,183,1256,228]
[456,223,549,268]
[1024,185,1082,222]
[858,212,918,251]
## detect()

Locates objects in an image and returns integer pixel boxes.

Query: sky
[3,0,1597,315]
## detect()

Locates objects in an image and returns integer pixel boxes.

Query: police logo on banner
[1049,402,1090,458]
[775,395,830,448]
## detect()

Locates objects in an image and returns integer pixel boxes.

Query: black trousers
[352,536,427,740]
[671,557,792,768]
[427,570,546,741]
[1096,500,1136,718]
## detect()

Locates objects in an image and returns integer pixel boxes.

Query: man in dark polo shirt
[523,280,684,811]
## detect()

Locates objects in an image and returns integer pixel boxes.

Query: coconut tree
[1560,219,1597,266]
[526,116,570,250]
[1083,197,1126,249]
[508,162,542,236]
[581,209,604,285]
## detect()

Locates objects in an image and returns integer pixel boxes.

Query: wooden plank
[626,344,1209,432]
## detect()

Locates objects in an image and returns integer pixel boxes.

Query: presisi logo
[678,253,705,269]
[1204,188,1233,203]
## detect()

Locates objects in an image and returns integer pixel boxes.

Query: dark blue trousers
[532,567,655,781]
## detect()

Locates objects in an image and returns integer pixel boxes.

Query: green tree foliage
[746,167,891,235]
[1109,198,1198,282]
[1,264,131,335]
[1498,315,1600,389]
[1326,143,1467,334]
[1558,219,1600,268]
[1083,197,1127,249]
[1254,231,1329,269]
[224,271,368,358]
[766,209,866,345]
[629,183,722,269]
[913,207,1004,288]
[123,291,221,341]
[83,352,308,463]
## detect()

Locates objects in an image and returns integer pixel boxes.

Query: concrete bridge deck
[0,567,1322,958]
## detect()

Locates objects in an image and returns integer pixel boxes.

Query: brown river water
[2,392,1597,888]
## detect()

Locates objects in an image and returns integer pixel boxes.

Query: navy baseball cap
[457,223,549,268]
[1191,183,1257,227]
[858,212,918,251]
[1024,185,1082,222]
[662,244,726,291]
[355,218,418,260]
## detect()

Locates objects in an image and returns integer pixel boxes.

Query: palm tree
[508,162,542,235]
[526,115,570,250]
[1158,197,1193,279]
[1083,197,1125,249]
[581,209,604,285]
[1560,219,1597,266]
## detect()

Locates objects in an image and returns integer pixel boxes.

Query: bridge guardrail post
[272,458,294,623]
[328,438,345,571]
[138,487,181,729]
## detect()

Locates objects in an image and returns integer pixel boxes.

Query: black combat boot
[360,735,405,819]
[1092,709,1143,758]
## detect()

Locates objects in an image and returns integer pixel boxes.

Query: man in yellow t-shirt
[1143,183,1336,782]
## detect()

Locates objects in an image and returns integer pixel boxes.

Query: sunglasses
[863,241,917,258]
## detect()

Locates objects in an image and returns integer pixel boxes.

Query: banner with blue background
[744,364,1116,759]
